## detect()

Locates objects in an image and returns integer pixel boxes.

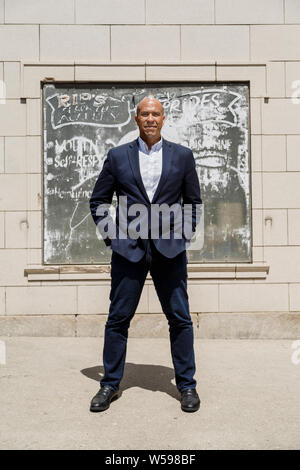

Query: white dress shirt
[138,136,163,202]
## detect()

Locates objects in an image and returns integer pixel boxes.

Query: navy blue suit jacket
[89,137,202,262]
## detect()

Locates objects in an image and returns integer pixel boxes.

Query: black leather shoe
[90,386,119,412]
[180,388,201,412]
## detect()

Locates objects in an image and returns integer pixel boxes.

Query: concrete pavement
[0,337,299,450]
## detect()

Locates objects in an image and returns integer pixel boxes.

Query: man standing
[89,96,202,412]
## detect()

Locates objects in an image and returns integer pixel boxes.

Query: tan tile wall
[0,0,299,320]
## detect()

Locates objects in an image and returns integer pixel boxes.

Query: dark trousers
[100,239,197,393]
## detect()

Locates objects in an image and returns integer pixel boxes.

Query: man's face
[135,99,165,140]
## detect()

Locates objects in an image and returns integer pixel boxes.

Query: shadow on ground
[81,363,180,400]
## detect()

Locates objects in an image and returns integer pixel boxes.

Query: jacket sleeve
[181,149,202,241]
[89,150,116,246]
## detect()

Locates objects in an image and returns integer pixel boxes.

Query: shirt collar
[138,136,162,154]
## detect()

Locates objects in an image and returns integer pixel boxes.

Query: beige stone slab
[77,285,111,314]
[29,274,60,281]
[188,284,219,312]
[263,209,288,246]
[251,135,261,171]
[40,25,110,61]
[0,211,4,248]
[60,265,110,274]
[40,280,112,286]
[0,249,28,286]
[146,0,213,24]
[6,286,77,315]
[187,271,235,279]
[4,62,21,99]
[0,136,3,172]
[0,174,27,210]
[252,209,263,246]
[0,286,4,314]
[289,284,300,311]
[25,265,269,282]
[27,174,42,211]
[251,172,263,209]
[26,136,41,173]
[5,211,42,248]
[0,25,38,61]
[76,313,106,337]
[235,270,267,279]
[26,99,41,135]
[23,65,74,98]
[27,248,42,265]
[181,26,249,62]
[217,65,265,97]
[220,283,288,312]
[73,60,147,65]
[0,0,3,23]
[58,273,109,281]
[266,62,285,98]
[188,265,234,273]
[111,26,180,62]
[288,209,300,245]
[0,71,4,111]
[264,247,300,282]
[23,60,76,65]
[25,266,59,275]
[0,315,76,336]
[187,265,235,276]
[0,100,26,136]
[216,0,283,24]
[285,0,300,23]
[3,312,300,337]
[197,312,300,339]
[262,135,286,171]
[252,246,266,264]
[76,0,144,24]
[78,284,148,314]
[5,211,28,248]
[235,266,269,275]
[5,0,75,24]
[75,65,145,81]
[285,62,300,98]
[263,173,300,209]
[262,98,300,134]
[222,278,257,285]
[287,136,300,171]
[146,65,215,81]
[251,25,300,61]
[250,98,261,134]
[0,25,38,60]
[5,137,26,173]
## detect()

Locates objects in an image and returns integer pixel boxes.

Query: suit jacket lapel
[127,136,172,204]
[127,138,150,204]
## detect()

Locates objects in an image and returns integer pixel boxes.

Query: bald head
[136,96,164,116]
